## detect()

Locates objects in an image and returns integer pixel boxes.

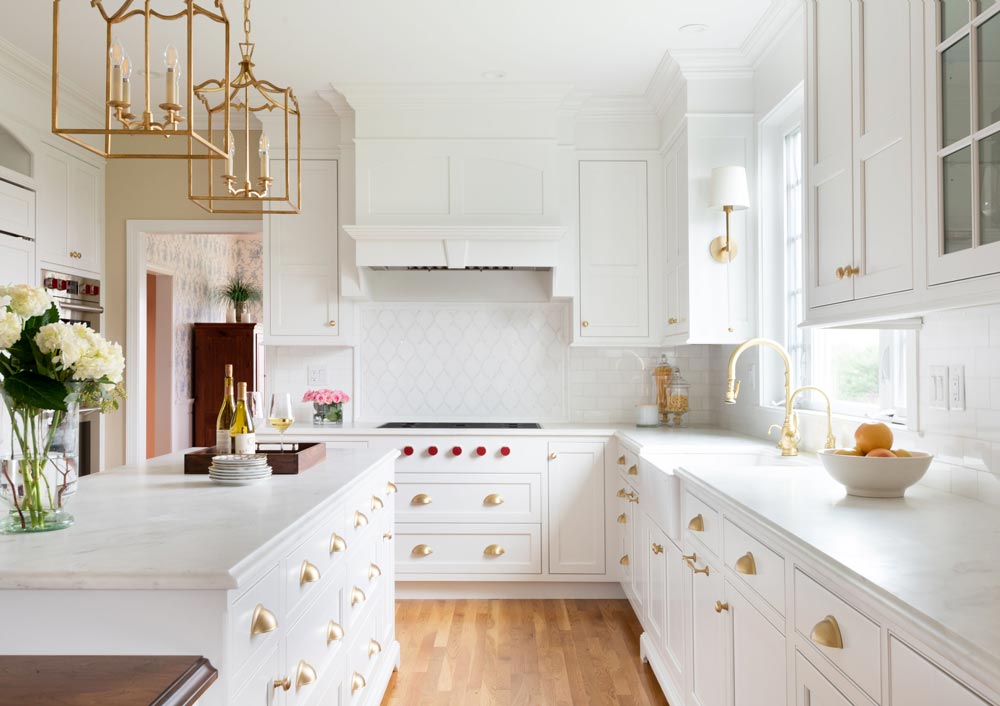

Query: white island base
[0,449,400,706]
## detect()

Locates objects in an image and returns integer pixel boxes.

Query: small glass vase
[0,384,79,533]
[313,402,344,427]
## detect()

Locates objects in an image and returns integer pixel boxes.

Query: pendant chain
[243,0,252,44]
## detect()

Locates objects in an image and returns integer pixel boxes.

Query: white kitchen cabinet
[35,142,103,275]
[728,580,786,706]
[0,180,34,240]
[0,231,34,286]
[795,652,859,706]
[889,637,989,706]
[265,160,342,342]
[547,441,606,574]
[687,553,727,706]
[644,515,669,651]
[643,516,685,689]
[578,160,650,340]
[805,0,921,312]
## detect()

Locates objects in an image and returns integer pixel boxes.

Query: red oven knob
[500,446,511,457]
[403,446,414,456]
[93,285,100,296]
[44,277,55,289]
[452,446,463,457]
[58,280,68,291]
[427,446,438,456]
[476,446,487,457]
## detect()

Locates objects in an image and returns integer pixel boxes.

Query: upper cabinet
[806,0,922,312]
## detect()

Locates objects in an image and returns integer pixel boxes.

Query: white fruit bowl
[818,450,934,498]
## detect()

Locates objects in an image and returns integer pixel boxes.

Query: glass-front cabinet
[931,0,1000,284]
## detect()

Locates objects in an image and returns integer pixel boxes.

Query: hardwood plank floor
[381,599,670,706]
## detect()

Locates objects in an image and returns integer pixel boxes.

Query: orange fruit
[892,449,912,458]
[854,422,893,454]
[866,448,897,458]
[834,448,862,456]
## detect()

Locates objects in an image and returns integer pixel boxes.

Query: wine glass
[248,391,265,429]
[268,393,295,452]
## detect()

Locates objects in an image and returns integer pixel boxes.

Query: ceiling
[4,0,774,108]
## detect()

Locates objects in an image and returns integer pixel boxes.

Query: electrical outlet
[307,364,328,386]
[949,365,966,411]
[929,366,948,410]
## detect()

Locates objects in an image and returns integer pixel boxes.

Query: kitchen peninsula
[0,449,400,706]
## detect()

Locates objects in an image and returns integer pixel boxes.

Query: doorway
[145,269,175,459]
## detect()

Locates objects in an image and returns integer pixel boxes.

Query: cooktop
[377,422,542,429]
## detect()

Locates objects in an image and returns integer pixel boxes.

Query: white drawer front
[370,437,548,474]
[724,518,786,615]
[683,490,721,557]
[231,565,282,672]
[347,598,381,705]
[395,473,540,523]
[284,509,347,619]
[396,523,542,574]
[286,570,346,699]
[232,643,281,706]
[794,569,881,701]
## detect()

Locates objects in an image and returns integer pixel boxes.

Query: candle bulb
[163,44,179,105]
[109,38,124,103]
[120,54,132,108]
[259,134,270,180]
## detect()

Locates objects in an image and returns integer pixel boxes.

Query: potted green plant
[218,276,262,323]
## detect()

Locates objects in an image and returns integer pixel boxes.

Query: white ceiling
[4,0,774,106]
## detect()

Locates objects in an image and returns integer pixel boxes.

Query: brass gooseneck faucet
[724,338,836,457]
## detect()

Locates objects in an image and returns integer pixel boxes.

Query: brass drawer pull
[326,620,344,645]
[295,660,317,688]
[369,638,383,657]
[715,600,729,613]
[617,455,626,465]
[354,511,369,527]
[483,493,505,506]
[371,495,384,511]
[617,512,627,525]
[628,464,638,476]
[411,493,433,506]
[620,554,629,566]
[352,672,367,694]
[328,320,337,327]
[351,586,367,606]
[549,452,558,460]
[616,488,628,498]
[274,676,291,692]
[383,531,394,540]
[681,552,697,563]
[627,492,639,504]
[368,562,382,580]
[386,481,398,494]
[735,551,757,575]
[412,544,433,557]
[299,560,321,585]
[330,533,347,553]
[692,564,710,576]
[250,604,278,636]
[688,514,705,532]
[484,544,506,557]
[668,317,679,324]
[835,264,860,280]
[652,543,664,555]
[810,615,844,649]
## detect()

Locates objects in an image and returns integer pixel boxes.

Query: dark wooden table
[0,655,217,706]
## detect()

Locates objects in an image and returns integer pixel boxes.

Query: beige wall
[104,138,261,467]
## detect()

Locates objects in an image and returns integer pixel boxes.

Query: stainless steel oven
[42,270,103,476]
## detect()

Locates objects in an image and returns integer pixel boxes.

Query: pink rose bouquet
[303,389,350,426]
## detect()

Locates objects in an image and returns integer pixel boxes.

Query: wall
[753,8,805,121]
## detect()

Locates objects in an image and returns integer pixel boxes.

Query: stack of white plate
[209,454,272,485]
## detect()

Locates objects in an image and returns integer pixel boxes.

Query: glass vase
[0,384,79,533]
[312,402,344,427]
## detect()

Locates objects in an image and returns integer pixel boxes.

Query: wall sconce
[708,166,750,263]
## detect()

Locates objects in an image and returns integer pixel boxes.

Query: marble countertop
[674,462,1000,682]
[0,449,397,591]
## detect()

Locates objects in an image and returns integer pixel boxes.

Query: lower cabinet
[642,513,685,688]
[547,441,606,574]
[729,580,786,706]
[688,551,727,706]
[795,652,855,706]
[889,637,990,706]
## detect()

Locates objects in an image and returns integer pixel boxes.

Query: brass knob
[627,492,639,504]
[810,615,844,649]
[668,317,678,324]
[735,552,757,576]
[354,511,369,527]
[484,544,506,557]
[715,601,729,613]
[412,544,433,557]
[688,514,705,532]
[369,639,383,657]
[617,455,626,465]
[582,321,589,327]
[330,533,347,553]
[847,265,860,277]
[386,481,398,494]
[369,562,382,581]
[628,464,638,476]
[351,586,367,606]
[836,266,847,280]
[483,493,505,506]
[326,620,344,645]
[274,676,291,692]
[692,564,710,576]
[620,554,629,566]
[652,543,664,555]
[328,320,336,327]
[295,660,317,689]
[371,495,385,511]
[250,604,278,636]
[411,493,432,506]
[299,560,321,585]
[383,531,394,540]
[681,552,697,563]
[617,512,627,525]
[351,672,367,694]
[549,452,557,460]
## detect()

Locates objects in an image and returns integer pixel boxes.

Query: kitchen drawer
[794,569,881,701]
[284,509,347,619]
[372,436,548,474]
[395,472,540,523]
[347,596,381,705]
[889,637,990,706]
[345,546,380,630]
[395,523,542,574]
[232,642,282,706]
[724,518,786,615]
[231,565,282,672]
[683,490,721,557]
[286,569,346,687]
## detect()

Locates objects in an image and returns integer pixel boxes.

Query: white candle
[109,38,124,103]
[120,55,131,107]
[163,44,179,105]
[226,131,235,176]
[259,134,270,179]
[166,68,176,105]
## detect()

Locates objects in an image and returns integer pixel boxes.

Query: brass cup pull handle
[412,544,433,557]
[619,554,629,566]
[735,551,757,576]
[484,544,506,557]
[354,511,369,527]
[652,543,664,555]
[386,481,398,494]
[330,533,347,554]
[411,493,433,506]
[688,514,705,532]
[692,564,711,576]
[627,464,638,476]
[369,638,383,657]
[295,660,318,689]
[483,493,505,506]
[371,495,385,511]
[617,512,627,525]
[369,562,382,580]
[617,455,626,465]
[681,552,697,563]
[715,600,729,613]
[668,317,679,324]
[299,560,321,586]
[326,620,344,645]
[274,676,291,692]
[351,672,367,694]
[250,603,277,636]
[351,586,367,606]
[810,615,845,649]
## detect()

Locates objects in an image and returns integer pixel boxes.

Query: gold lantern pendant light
[189,0,301,214]
[51,0,231,161]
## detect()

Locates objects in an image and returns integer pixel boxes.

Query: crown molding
[742,0,805,69]
[575,95,657,124]
[0,37,102,127]
[644,52,684,119]
[333,82,575,112]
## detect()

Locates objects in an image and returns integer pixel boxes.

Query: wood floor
[381,599,670,706]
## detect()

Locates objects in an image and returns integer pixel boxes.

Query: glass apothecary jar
[666,367,690,427]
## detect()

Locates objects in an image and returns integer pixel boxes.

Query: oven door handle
[57,302,104,314]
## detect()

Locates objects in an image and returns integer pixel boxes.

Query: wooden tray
[184,442,326,475]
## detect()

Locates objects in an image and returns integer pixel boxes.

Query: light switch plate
[307,364,328,386]
[949,365,966,411]
[929,365,948,410]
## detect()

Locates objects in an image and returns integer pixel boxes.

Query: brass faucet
[725,338,833,457]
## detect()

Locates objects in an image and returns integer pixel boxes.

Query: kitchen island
[0,449,400,706]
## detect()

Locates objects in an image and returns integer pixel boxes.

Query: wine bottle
[230,381,256,455]
[215,364,236,453]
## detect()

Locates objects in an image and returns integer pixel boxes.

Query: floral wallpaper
[146,233,263,402]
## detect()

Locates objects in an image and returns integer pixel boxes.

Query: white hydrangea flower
[0,310,21,350]
[0,284,53,320]
[35,322,88,369]
[73,337,125,384]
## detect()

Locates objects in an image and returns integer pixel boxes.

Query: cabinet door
[795,651,857,706]
[548,441,605,574]
[806,0,856,307]
[688,556,726,706]
[0,180,34,240]
[266,160,340,339]
[851,0,915,299]
[35,145,70,265]
[67,160,102,274]
[663,538,685,679]
[615,486,633,587]
[889,638,989,706]
[578,160,649,338]
[644,515,668,648]
[729,581,786,706]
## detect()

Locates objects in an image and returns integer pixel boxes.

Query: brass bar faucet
[789,386,837,451]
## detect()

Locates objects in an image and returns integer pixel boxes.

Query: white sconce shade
[709,166,750,211]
